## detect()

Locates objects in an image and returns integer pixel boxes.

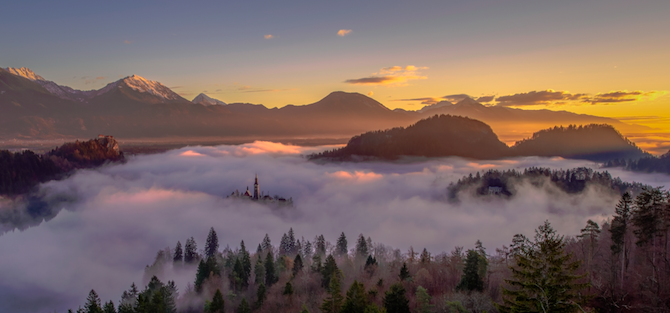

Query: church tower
[253,174,259,200]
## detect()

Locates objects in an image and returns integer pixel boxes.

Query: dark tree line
[605,149,670,175]
[447,166,646,202]
[0,137,124,196]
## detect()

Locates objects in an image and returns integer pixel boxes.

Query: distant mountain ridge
[310,116,648,162]
[0,66,651,143]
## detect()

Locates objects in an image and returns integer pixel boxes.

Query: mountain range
[0,67,648,142]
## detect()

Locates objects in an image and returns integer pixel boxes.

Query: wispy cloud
[344,65,428,86]
[264,34,273,39]
[123,40,132,44]
[81,76,106,85]
[586,90,665,104]
[495,90,589,107]
[337,29,352,37]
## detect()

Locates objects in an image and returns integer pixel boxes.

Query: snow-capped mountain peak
[5,67,46,81]
[119,75,182,101]
[192,93,227,106]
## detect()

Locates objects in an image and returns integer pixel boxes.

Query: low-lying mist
[1,141,668,313]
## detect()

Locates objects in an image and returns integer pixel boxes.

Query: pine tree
[205,227,219,259]
[237,298,251,313]
[474,240,488,280]
[283,281,294,296]
[419,248,431,265]
[231,258,245,290]
[341,280,368,313]
[256,283,267,307]
[209,289,225,313]
[610,192,633,289]
[240,240,251,288]
[102,301,116,313]
[173,241,183,264]
[316,235,326,257]
[300,303,310,313]
[416,286,433,313]
[84,290,103,313]
[280,233,290,255]
[184,237,198,264]
[195,259,208,292]
[320,270,344,313]
[304,240,313,262]
[579,219,601,284]
[321,254,340,288]
[496,220,587,313]
[399,262,410,281]
[456,250,484,292]
[336,232,348,257]
[264,251,277,286]
[383,283,410,313]
[288,228,297,254]
[293,253,304,277]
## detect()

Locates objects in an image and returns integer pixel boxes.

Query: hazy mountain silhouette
[310,114,510,160]
[511,124,649,162]
[0,67,649,142]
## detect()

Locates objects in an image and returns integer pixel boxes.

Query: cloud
[368,91,374,96]
[345,65,428,86]
[337,29,352,37]
[235,84,295,93]
[264,34,273,39]
[80,76,106,85]
[124,40,132,44]
[2,142,669,312]
[586,90,665,104]
[495,90,589,107]
[476,95,495,102]
[442,94,471,102]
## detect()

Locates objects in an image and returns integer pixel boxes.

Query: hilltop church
[228,175,293,206]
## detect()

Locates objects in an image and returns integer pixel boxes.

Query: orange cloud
[123,40,132,44]
[235,141,303,155]
[264,34,273,39]
[337,29,352,37]
[345,65,428,86]
[180,150,205,157]
[586,90,666,104]
[327,170,383,182]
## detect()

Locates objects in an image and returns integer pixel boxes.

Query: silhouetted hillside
[606,149,670,175]
[510,124,648,162]
[0,136,124,195]
[310,114,510,160]
[447,167,646,202]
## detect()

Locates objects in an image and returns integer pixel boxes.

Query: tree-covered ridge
[447,166,646,202]
[0,136,124,196]
[605,149,670,175]
[310,114,510,161]
[511,124,648,162]
[72,187,670,312]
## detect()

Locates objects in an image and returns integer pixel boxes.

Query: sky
[1,0,668,128]
[2,142,670,312]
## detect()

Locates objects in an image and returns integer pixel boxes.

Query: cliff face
[311,114,510,160]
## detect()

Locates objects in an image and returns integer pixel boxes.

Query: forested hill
[605,149,670,175]
[447,167,646,202]
[510,124,648,162]
[310,114,510,160]
[0,136,124,196]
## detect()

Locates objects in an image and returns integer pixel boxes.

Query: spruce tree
[280,233,290,255]
[205,227,219,259]
[316,235,326,257]
[237,298,251,313]
[173,241,183,264]
[102,301,116,313]
[293,253,304,277]
[610,192,632,288]
[264,251,277,286]
[496,220,587,313]
[456,250,484,292]
[336,232,348,257]
[321,254,340,288]
[320,270,344,313]
[210,289,225,313]
[84,290,103,313]
[355,234,368,260]
[254,257,265,285]
[341,280,368,313]
[184,237,198,264]
[419,248,431,265]
[240,241,251,287]
[399,262,410,281]
[283,281,294,296]
[416,286,433,313]
[288,228,297,254]
[304,240,313,262]
[256,283,267,307]
[261,233,272,251]
[300,304,310,313]
[383,283,410,313]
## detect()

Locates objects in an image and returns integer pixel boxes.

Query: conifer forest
[71,187,670,313]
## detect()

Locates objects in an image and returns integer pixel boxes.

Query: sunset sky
[1,0,668,129]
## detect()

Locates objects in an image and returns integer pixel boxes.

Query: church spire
[253,174,259,200]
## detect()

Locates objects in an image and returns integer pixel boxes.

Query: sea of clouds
[1,141,669,313]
